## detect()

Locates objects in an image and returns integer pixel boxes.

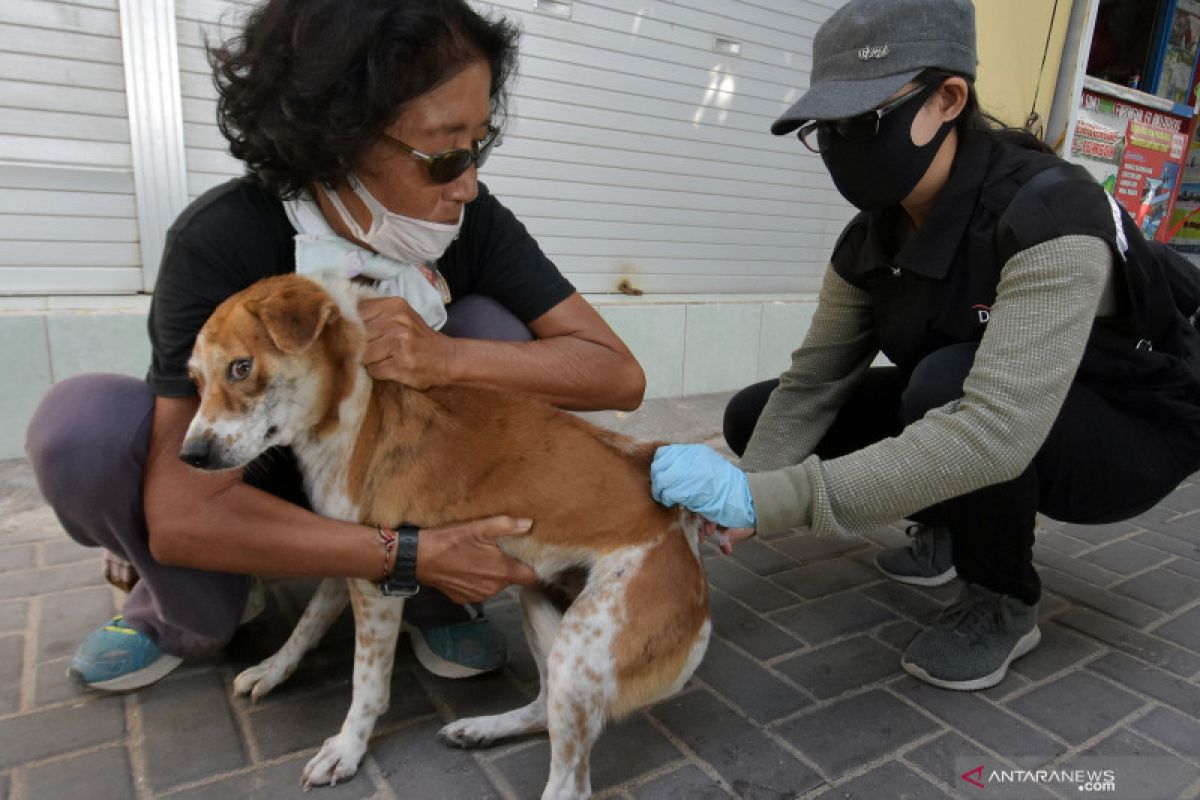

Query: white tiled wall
[0,295,818,459]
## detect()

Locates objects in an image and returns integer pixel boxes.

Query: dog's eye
[227,358,253,382]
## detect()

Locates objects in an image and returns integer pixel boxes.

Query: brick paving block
[1055,521,1141,546]
[907,581,963,604]
[1007,672,1143,745]
[37,586,113,662]
[708,590,803,659]
[0,697,124,771]
[1135,530,1200,561]
[1158,482,1200,514]
[1167,557,1200,580]
[0,506,64,545]
[771,534,866,564]
[892,681,1063,768]
[0,544,35,572]
[250,667,434,760]
[1032,545,1123,586]
[1039,568,1162,628]
[1079,729,1199,800]
[1010,623,1102,682]
[168,752,377,799]
[978,669,1029,703]
[772,593,898,645]
[33,658,80,708]
[1131,706,1200,760]
[493,713,682,798]
[905,732,1058,799]
[1088,652,1200,717]
[775,688,939,779]
[421,666,533,721]
[825,761,951,799]
[874,620,921,653]
[861,524,910,549]
[0,600,25,633]
[775,635,902,700]
[1035,529,1091,556]
[730,538,799,576]
[703,557,801,613]
[22,744,131,799]
[1152,605,1200,654]
[1057,608,1200,677]
[372,716,502,799]
[138,670,246,791]
[770,558,877,599]
[0,634,21,715]
[858,581,945,623]
[1141,516,1200,545]
[653,689,823,796]
[0,563,104,601]
[697,637,812,723]
[39,538,100,566]
[630,764,732,799]
[1113,568,1200,612]
[1081,539,1172,575]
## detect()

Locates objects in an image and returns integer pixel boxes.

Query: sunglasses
[796,82,937,154]
[383,125,501,184]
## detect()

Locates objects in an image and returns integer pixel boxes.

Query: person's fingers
[506,561,539,586]
[471,515,534,538]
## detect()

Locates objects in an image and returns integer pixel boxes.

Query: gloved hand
[650,444,756,529]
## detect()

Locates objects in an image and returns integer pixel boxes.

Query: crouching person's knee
[26,374,154,541]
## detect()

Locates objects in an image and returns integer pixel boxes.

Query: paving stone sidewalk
[1,392,1198,800]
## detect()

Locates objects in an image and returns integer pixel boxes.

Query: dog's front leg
[302,578,404,788]
[234,578,350,701]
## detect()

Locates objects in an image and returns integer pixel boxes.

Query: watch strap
[379,524,420,597]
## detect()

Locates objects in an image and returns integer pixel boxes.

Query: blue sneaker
[403,618,507,678]
[67,616,182,692]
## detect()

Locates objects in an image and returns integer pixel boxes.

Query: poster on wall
[1169,126,1200,250]
[1156,0,1200,104]
[1068,90,1190,242]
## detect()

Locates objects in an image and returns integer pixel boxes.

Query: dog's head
[180,274,360,470]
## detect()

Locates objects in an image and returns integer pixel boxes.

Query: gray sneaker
[901,583,1040,691]
[875,524,957,586]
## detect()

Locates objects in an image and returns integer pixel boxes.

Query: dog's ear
[252,282,340,354]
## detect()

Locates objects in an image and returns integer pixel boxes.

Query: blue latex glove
[650,444,756,529]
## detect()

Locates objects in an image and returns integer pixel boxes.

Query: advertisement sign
[1169,124,1200,249]
[1068,90,1190,242]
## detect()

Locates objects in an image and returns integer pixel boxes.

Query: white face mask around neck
[321,173,463,265]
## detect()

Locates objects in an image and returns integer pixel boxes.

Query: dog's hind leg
[234,577,349,701]
[302,578,405,788]
[439,585,560,748]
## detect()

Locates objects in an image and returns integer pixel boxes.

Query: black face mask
[820,83,956,211]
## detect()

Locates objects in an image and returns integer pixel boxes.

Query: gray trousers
[25,295,533,658]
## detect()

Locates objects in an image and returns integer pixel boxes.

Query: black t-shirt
[146,178,575,397]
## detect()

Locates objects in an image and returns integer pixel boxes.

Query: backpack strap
[996,163,1108,266]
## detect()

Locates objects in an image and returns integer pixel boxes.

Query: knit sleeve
[740,266,878,472]
[747,234,1112,537]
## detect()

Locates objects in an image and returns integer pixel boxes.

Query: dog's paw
[438,717,497,749]
[233,659,292,701]
[302,735,365,788]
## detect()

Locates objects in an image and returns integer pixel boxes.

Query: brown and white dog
[179,274,710,798]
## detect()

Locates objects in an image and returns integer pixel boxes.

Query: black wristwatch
[379,524,421,597]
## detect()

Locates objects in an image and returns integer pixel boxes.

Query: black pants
[724,343,1199,605]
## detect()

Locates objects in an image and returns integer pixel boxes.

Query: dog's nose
[179,438,212,469]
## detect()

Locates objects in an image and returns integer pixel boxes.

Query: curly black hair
[208,0,520,198]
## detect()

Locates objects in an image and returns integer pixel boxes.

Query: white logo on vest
[858,44,890,60]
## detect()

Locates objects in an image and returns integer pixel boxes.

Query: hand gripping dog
[179,274,711,798]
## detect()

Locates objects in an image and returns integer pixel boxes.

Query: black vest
[831,130,1200,425]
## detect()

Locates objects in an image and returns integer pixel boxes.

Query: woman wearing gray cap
[650,0,1200,690]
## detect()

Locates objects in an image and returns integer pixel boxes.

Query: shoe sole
[901,625,1041,691]
[875,560,958,587]
[68,653,184,693]
[402,623,501,679]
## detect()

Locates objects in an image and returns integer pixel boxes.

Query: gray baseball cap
[771,0,977,135]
